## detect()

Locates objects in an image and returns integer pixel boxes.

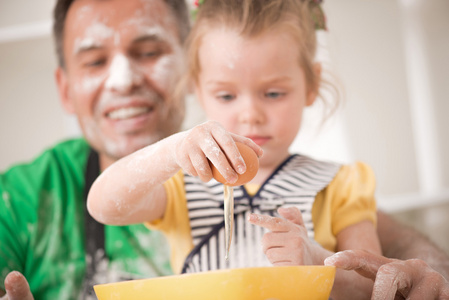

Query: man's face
[57,0,185,167]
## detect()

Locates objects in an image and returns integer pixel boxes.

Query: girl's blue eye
[266,92,283,99]
[217,94,235,101]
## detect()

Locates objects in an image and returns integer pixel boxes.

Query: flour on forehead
[73,21,114,55]
[127,0,178,45]
[226,49,240,70]
[73,4,94,24]
[126,17,179,47]
[206,32,241,71]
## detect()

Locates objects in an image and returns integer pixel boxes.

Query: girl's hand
[248,206,325,266]
[174,120,262,184]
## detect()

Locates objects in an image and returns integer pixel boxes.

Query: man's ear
[306,62,322,107]
[55,67,75,114]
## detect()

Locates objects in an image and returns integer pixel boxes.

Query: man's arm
[377,210,449,279]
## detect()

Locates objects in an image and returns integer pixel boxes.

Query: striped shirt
[182,154,340,273]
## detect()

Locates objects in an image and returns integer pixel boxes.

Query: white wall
[0,0,448,212]
[321,0,449,211]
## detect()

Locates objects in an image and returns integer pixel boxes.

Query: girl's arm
[87,121,262,225]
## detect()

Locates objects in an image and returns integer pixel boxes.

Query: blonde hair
[179,0,339,119]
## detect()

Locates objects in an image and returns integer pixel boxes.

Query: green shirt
[0,138,172,299]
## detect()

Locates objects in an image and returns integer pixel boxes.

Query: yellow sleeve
[312,162,377,251]
[145,171,194,274]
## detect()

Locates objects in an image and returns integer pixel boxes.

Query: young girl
[88,0,381,298]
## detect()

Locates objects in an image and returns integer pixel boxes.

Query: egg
[211,142,259,186]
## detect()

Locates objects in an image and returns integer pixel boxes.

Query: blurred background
[0,0,448,252]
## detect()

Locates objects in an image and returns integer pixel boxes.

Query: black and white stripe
[182,154,340,273]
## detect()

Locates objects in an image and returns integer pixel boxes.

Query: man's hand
[1,271,34,300]
[325,249,449,300]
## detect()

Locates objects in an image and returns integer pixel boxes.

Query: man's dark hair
[53,0,191,68]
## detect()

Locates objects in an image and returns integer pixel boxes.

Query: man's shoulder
[49,137,91,161]
[0,137,90,188]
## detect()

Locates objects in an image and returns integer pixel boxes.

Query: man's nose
[105,54,143,94]
[238,96,266,125]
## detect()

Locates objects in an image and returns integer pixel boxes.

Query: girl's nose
[238,96,266,125]
[105,54,144,94]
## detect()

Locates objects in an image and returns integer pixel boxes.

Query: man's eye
[84,59,106,68]
[137,50,162,59]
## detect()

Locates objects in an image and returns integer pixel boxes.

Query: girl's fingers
[265,246,302,266]
[182,123,237,183]
[230,133,264,158]
[277,206,304,227]
[261,231,302,253]
[212,130,263,178]
[248,213,294,232]
[183,121,264,183]
[211,130,246,176]
[189,151,213,182]
[198,122,240,183]
[203,141,239,184]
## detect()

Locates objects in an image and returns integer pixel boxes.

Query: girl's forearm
[87,132,185,225]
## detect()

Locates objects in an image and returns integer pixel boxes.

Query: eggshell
[210,142,259,186]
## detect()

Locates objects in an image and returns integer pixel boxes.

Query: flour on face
[105,54,143,92]
[73,21,114,56]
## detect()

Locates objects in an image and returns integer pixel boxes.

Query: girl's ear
[55,67,75,114]
[306,62,322,106]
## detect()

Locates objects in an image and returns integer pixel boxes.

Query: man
[1,0,449,299]
[0,0,190,298]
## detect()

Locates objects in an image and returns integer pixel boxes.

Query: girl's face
[195,27,319,169]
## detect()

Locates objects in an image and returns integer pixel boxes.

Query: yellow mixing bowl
[94,265,335,300]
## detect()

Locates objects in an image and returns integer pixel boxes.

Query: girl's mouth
[247,136,270,146]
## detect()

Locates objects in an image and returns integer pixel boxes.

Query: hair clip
[194,0,205,7]
[191,0,204,20]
